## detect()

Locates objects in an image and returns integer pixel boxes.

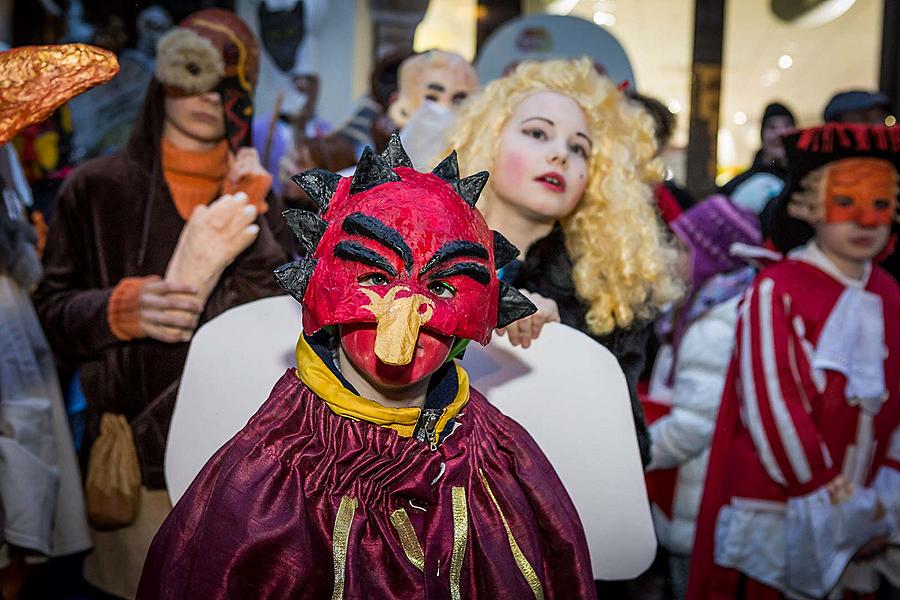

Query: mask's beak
[361,287,435,366]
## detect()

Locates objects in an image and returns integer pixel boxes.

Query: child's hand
[825,475,854,504]
[496,291,559,349]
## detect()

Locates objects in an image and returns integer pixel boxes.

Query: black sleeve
[597,324,653,467]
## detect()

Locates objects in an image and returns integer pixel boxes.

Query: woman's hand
[496,291,560,348]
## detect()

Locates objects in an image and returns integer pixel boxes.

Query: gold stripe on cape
[390,508,425,572]
[479,469,544,599]
[450,487,468,600]
[331,496,358,600]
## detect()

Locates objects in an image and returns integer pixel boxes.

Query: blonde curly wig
[444,58,682,335]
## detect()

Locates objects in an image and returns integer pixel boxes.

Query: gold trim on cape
[479,470,544,599]
[450,486,468,600]
[331,496,358,600]
[390,508,425,572]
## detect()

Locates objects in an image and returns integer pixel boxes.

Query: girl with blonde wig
[445,58,681,463]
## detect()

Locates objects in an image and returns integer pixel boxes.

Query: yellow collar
[294,335,470,445]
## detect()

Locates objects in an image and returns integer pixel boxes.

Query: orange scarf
[162,139,271,220]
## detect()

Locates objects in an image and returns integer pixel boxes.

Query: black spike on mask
[496,281,537,329]
[283,209,327,255]
[380,132,413,168]
[432,150,460,181]
[291,169,341,213]
[350,146,401,195]
[492,231,519,269]
[451,171,489,208]
[274,258,318,303]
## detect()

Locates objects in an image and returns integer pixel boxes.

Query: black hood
[123,78,168,267]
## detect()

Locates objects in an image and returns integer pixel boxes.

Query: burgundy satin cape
[137,369,596,599]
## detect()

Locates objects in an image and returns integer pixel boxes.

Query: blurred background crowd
[2,0,900,598]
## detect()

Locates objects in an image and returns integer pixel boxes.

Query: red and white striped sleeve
[735,276,838,495]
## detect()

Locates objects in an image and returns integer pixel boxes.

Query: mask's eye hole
[874,198,892,211]
[833,195,855,208]
[358,273,389,287]
[428,281,456,299]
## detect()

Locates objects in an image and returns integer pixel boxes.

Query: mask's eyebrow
[427,82,446,92]
[430,262,491,285]
[420,240,489,276]
[342,212,413,274]
[334,241,398,277]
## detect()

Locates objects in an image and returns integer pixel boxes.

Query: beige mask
[361,287,435,366]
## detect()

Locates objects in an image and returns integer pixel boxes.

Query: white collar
[788,241,872,290]
[789,240,887,411]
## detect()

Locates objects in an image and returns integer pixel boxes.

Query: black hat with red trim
[763,123,900,252]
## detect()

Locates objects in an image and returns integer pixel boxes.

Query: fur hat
[155,8,259,96]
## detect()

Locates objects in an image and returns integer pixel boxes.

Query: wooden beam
[686,0,725,198]
[475,0,520,56]
[880,0,900,118]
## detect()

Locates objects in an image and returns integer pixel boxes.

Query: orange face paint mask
[824,158,898,227]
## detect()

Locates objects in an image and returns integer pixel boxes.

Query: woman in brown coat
[32,9,287,598]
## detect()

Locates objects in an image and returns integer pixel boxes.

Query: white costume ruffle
[789,242,886,413]
[715,485,893,599]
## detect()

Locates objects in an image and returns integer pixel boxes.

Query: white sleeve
[0,394,59,557]
[784,484,890,597]
[648,298,738,471]
[715,486,891,599]
[0,275,74,560]
[873,428,900,586]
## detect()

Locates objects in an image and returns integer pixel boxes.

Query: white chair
[166,295,656,579]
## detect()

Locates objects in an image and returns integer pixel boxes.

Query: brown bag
[85,413,142,529]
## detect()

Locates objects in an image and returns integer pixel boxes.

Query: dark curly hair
[628,91,675,152]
